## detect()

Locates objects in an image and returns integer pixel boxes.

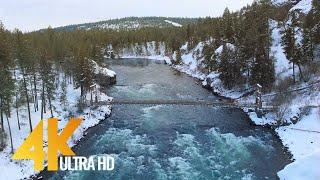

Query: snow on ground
[276,108,320,160]
[249,77,320,125]
[203,72,246,99]
[172,42,207,80]
[91,59,116,77]
[270,20,292,81]
[272,0,312,14]
[172,42,206,80]
[164,20,182,27]
[0,63,115,180]
[246,109,278,125]
[98,21,141,30]
[289,0,313,14]
[172,64,206,80]
[215,43,235,55]
[278,150,320,180]
[277,109,320,180]
[119,41,172,65]
[201,42,248,99]
[241,80,320,179]
[272,0,287,5]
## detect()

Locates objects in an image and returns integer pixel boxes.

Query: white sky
[0,0,254,31]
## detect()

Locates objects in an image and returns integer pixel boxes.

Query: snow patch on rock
[164,20,182,27]
[91,59,116,77]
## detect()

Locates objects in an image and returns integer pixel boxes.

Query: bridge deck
[99,99,260,108]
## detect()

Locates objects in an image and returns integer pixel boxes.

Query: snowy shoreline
[169,59,319,180]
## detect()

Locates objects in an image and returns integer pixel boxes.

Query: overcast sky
[0,0,254,31]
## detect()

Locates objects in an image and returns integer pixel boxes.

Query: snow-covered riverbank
[177,64,320,180]
[152,57,319,180]
[182,61,319,180]
[0,63,115,180]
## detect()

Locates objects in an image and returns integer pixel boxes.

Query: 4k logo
[12,118,82,171]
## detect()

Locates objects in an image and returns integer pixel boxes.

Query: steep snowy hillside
[270,20,292,81]
[271,0,288,6]
[272,0,313,14]
[289,0,313,14]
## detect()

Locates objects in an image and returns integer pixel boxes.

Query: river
[44,58,291,180]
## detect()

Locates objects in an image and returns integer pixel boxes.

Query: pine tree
[302,11,315,62]
[90,44,104,63]
[281,21,297,83]
[13,30,33,132]
[60,78,67,107]
[0,127,6,151]
[203,44,217,72]
[250,2,275,90]
[155,41,161,55]
[251,52,275,90]
[311,0,320,44]
[0,22,15,152]
[186,24,194,50]
[222,8,234,43]
[0,22,12,131]
[13,69,21,130]
[39,51,55,118]
[218,45,243,89]
[175,50,182,65]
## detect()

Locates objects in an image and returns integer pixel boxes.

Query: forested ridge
[51,17,198,31]
[0,0,320,151]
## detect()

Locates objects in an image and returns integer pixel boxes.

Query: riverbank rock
[91,59,117,87]
[95,73,116,87]
[202,77,213,90]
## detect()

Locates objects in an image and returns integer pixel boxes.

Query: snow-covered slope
[271,0,289,6]
[164,20,182,27]
[272,0,313,14]
[289,0,313,14]
[276,108,320,160]
[113,41,172,64]
[270,20,292,81]
[91,59,116,77]
[278,150,320,180]
[174,42,207,80]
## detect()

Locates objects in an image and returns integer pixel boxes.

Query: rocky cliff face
[95,73,116,87]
